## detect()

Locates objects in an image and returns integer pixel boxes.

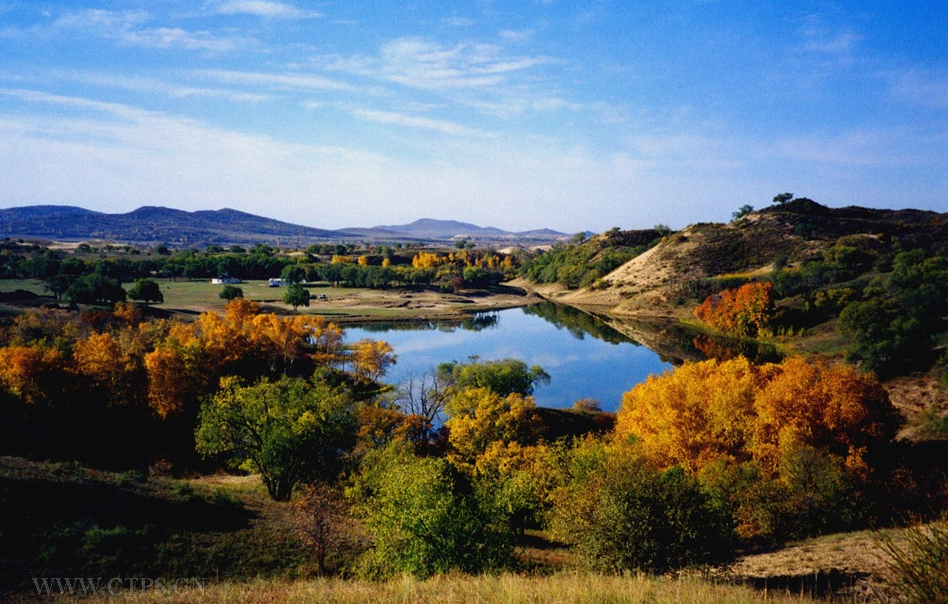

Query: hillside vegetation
[539,199,947,319]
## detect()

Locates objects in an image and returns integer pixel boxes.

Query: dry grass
[36,573,824,604]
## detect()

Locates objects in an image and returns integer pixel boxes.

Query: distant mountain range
[0,205,570,246]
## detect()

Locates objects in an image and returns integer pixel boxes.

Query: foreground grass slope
[3,455,933,603]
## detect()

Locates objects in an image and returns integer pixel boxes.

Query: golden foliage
[616,356,898,475]
[445,387,542,473]
[0,344,66,405]
[350,339,396,382]
[411,251,442,269]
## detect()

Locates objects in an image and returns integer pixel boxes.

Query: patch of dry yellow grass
[74,573,821,604]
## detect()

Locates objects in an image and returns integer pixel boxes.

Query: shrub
[349,443,514,578]
[549,441,734,573]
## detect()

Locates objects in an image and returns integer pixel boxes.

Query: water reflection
[350,312,500,334]
[343,304,782,411]
[522,302,633,345]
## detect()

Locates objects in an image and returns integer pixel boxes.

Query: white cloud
[351,108,497,138]
[795,14,862,56]
[192,68,360,93]
[51,8,250,52]
[442,17,476,27]
[211,1,323,19]
[366,37,552,91]
[887,68,948,109]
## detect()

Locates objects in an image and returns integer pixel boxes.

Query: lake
[343,304,675,412]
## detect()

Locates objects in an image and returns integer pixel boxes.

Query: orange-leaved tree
[694,281,775,338]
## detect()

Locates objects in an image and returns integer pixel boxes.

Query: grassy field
[0,278,537,323]
[50,573,827,604]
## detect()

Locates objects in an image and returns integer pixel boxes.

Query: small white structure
[268,278,287,287]
[212,277,242,284]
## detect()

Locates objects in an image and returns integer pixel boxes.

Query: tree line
[0,240,520,302]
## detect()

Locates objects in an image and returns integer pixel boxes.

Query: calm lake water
[344,304,674,412]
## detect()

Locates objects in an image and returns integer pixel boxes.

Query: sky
[1,1,946,233]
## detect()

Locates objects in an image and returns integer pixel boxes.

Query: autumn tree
[445,386,542,473]
[350,339,396,383]
[0,344,68,407]
[196,375,358,501]
[694,281,775,338]
[72,329,148,408]
[616,356,897,474]
[292,482,351,576]
[615,356,900,541]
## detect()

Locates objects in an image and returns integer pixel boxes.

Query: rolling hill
[540,199,948,318]
[0,205,569,246]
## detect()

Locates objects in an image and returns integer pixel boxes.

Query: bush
[549,442,734,573]
[349,443,514,578]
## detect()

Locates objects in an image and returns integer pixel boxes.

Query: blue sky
[1,1,946,233]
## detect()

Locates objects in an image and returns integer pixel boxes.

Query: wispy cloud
[887,68,948,109]
[442,17,476,27]
[795,14,862,56]
[336,37,552,91]
[315,36,568,120]
[192,68,360,93]
[351,108,497,138]
[211,1,323,19]
[51,8,250,52]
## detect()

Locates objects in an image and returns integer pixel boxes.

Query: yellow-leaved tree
[616,356,898,474]
[350,339,396,383]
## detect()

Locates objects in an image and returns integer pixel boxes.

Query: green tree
[772,192,794,205]
[732,204,754,221]
[127,279,163,304]
[283,283,310,310]
[349,442,514,577]
[281,263,307,284]
[439,358,550,398]
[195,375,357,501]
[549,440,734,573]
[65,273,127,305]
[219,284,244,300]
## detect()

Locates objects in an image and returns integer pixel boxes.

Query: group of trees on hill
[519,227,665,289]
[0,300,390,470]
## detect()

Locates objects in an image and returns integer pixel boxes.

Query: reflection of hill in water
[352,303,780,367]
[351,313,500,334]
[525,302,781,366]
[522,302,633,345]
